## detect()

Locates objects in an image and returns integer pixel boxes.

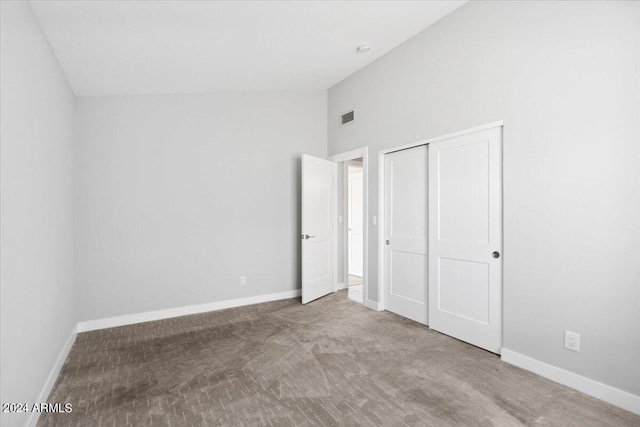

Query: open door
[301,154,336,304]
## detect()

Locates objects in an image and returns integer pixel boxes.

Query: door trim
[328,147,370,308]
[377,121,503,312]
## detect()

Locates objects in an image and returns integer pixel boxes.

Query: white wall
[74,91,326,321]
[328,1,640,397]
[0,2,76,427]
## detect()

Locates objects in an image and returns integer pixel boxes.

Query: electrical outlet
[240,276,247,286]
[564,330,580,352]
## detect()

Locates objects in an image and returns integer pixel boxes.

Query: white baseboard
[77,289,302,333]
[27,326,78,427]
[335,282,348,290]
[365,299,383,311]
[501,348,640,416]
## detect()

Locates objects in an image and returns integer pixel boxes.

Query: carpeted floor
[39,291,639,426]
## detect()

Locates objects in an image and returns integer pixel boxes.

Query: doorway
[327,147,369,307]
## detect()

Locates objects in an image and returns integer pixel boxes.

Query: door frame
[327,147,371,308]
[377,121,503,312]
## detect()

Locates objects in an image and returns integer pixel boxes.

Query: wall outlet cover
[564,330,580,352]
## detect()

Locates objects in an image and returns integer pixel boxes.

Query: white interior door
[384,145,428,325]
[428,126,503,353]
[301,154,335,304]
[348,167,363,277]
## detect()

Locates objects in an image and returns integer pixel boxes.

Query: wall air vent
[341,110,355,126]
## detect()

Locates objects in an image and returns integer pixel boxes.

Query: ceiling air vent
[341,110,355,126]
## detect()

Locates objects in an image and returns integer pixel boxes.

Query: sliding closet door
[428,126,503,354]
[384,145,428,325]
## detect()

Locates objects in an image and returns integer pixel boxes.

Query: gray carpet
[39,291,639,426]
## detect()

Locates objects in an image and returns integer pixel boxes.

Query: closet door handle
[492,251,500,258]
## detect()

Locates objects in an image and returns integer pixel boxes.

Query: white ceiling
[29,1,466,97]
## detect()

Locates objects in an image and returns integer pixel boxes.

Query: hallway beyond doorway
[348,275,363,303]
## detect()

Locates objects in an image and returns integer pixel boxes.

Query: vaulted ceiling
[29,1,466,96]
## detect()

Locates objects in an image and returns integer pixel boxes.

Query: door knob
[301,234,316,240]
[385,240,390,245]
[492,251,500,258]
